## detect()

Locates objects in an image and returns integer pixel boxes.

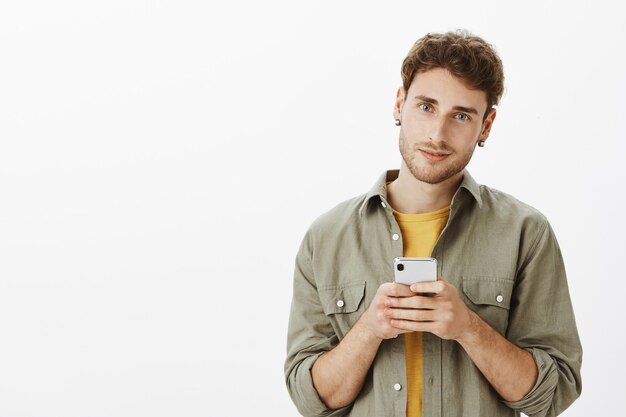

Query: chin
[410,164,464,185]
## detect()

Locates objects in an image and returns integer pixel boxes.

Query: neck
[387,161,463,214]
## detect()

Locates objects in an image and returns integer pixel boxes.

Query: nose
[428,115,449,144]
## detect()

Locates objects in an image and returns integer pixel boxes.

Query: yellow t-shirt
[392,206,450,417]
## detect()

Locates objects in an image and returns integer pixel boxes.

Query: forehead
[408,68,488,112]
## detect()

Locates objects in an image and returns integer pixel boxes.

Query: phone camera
[397,263,404,271]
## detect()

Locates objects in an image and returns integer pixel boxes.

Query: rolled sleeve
[504,219,583,417]
[502,348,559,415]
[284,232,352,417]
[286,352,351,417]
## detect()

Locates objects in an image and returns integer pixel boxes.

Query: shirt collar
[358,169,483,216]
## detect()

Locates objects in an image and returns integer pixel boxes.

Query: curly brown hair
[401,30,504,119]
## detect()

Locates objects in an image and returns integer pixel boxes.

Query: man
[285,31,582,417]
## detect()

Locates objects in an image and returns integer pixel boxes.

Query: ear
[478,107,497,143]
[393,87,406,121]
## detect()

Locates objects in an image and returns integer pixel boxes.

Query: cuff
[502,348,559,416]
[288,353,352,417]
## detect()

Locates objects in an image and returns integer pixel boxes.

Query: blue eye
[455,113,469,121]
[418,103,432,111]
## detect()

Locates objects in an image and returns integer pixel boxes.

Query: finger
[410,279,447,294]
[381,282,415,297]
[384,295,437,309]
[387,328,413,338]
[386,307,437,322]
[390,319,438,333]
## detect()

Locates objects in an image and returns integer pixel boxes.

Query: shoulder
[478,184,548,228]
[473,185,553,265]
[296,191,372,265]
[305,193,368,242]
[463,184,556,278]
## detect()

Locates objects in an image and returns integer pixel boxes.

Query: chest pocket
[462,276,514,335]
[318,281,366,339]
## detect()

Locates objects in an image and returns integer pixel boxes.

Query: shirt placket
[378,195,409,416]
[423,191,467,417]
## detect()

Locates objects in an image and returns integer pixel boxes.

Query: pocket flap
[462,278,514,309]
[318,281,366,315]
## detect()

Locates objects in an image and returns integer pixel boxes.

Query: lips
[419,149,451,161]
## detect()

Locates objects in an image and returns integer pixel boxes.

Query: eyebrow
[413,95,479,115]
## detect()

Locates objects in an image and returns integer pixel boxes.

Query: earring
[478,140,485,147]
[394,119,401,126]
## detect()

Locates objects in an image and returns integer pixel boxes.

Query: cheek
[407,111,430,122]
[402,115,429,133]
[449,123,481,141]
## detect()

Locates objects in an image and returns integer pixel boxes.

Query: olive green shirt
[285,170,582,417]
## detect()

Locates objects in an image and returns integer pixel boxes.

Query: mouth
[419,149,451,162]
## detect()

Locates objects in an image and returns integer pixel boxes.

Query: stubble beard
[399,131,476,185]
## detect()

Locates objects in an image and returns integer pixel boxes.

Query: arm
[285,232,414,416]
[311,314,382,409]
[312,283,414,409]
[456,309,538,401]
[501,221,583,415]
[386,220,583,416]
[385,278,537,401]
[285,234,343,417]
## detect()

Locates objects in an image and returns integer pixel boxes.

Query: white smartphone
[393,257,438,285]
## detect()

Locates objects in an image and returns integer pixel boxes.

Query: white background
[1,1,624,416]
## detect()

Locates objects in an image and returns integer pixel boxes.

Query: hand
[360,282,416,340]
[384,276,474,341]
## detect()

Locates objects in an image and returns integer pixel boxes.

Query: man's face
[394,67,496,185]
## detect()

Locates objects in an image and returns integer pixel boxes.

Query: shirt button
[393,383,402,391]
[381,201,387,208]
[392,233,399,241]
[496,295,504,303]
[336,300,345,308]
